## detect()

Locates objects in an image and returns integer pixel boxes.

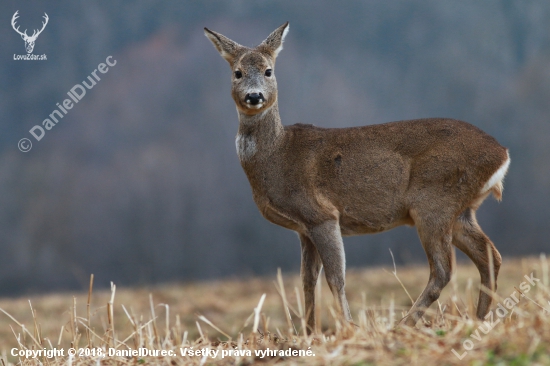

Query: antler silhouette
[11,11,27,38]
[31,13,49,40]
[11,11,49,53]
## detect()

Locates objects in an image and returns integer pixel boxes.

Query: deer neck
[236,101,284,162]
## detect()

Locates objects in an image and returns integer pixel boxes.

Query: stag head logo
[11,10,49,54]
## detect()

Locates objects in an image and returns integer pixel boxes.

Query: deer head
[12,11,49,54]
[204,22,289,116]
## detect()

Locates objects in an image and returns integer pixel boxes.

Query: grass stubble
[0,254,549,365]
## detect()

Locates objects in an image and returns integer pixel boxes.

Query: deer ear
[259,22,289,58]
[204,28,243,64]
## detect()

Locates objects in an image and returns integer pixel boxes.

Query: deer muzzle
[245,93,265,106]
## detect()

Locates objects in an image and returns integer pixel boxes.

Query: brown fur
[205,22,510,331]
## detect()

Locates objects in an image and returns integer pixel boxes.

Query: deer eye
[265,69,272,77]
[234,70,242,79]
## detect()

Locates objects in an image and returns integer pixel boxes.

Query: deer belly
[339,211,413,236]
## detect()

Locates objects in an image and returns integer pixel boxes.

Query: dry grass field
[0,255,549,365]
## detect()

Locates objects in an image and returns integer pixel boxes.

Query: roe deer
[205,22,510,331]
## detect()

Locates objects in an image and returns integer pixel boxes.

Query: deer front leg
[299,233,322,334]
[308,221,352,323]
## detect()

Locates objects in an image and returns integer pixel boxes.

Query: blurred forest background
[1,0,549,295]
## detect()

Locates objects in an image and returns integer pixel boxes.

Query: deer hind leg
[401,212,454,326]
[307,221,352,323]
[452,208,502,320]
[299,233,322,334]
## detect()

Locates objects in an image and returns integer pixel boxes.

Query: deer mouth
[245,102,264,110]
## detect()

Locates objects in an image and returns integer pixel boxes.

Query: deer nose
[245,93,264,105]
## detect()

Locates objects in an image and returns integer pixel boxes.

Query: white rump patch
[235,134,256,160]
[480,152,511,194]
